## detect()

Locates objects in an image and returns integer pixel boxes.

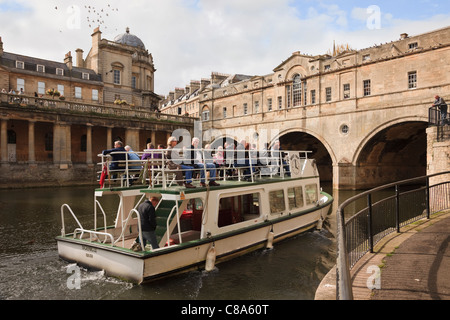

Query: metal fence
[336,171,450,300]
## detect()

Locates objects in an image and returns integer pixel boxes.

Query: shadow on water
[0,184,363,300]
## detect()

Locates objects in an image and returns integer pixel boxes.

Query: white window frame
[37,64,45,73]
[17,78,25,92]
[92,89,99,101]
[38,81,45,95]
[56,68,64,76]
[57,85,64,97]
[113,70,121,85]
[16,61,24,69]
[75,87,82,99]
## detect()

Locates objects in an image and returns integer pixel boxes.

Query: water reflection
[0,185,363,300]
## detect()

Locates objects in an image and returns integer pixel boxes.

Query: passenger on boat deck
[131,196,160,251]
[188,137,220,187]
[124,145,142,169]
[270,140,290,176]
[166,136,196,188]
[141,143,155,160]
[102,140,126,171]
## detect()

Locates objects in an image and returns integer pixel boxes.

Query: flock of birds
[54,3,121,31]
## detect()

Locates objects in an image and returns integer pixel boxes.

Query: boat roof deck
[95,174,319,195]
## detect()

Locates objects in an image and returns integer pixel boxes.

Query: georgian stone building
[161,26,450,189]
[0,28,194,188]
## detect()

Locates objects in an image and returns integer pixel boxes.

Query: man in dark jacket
[102,140,126,170]
[131,196,160,251]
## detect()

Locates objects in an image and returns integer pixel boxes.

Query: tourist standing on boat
[188,137,220,187]
[131,196,160,251]
[166,136,196,188]
[102,140,126,172]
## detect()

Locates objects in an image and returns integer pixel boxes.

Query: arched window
[292,74,302,107]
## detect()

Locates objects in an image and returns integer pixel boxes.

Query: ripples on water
[0,186,337,300]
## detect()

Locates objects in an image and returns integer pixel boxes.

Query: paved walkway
[315,210,450,300]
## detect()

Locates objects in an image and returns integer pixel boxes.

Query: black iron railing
[429,106,449,141]
[336,171,450,300]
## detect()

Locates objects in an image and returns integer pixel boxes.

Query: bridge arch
[351,116,428,188]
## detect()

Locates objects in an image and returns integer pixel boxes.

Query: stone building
[0,28,194,188]
[161,26,450,189]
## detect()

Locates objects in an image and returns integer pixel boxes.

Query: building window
[268,98,273,111]
[80,135,87,152]
[363,54,371,62]
[45,133,53,152]
[92,89,99,101]
[311,90,316,104]
[408,71,417,89]
[131,76,137,89]
[243,103,248,115]
[37,64,45,73]
[38,82,45,95]
[292,75,302,107]
[202,109,210,121]
[113,70,121,85]
[286,85,291,108]
[82,73,89,80]
[325,87,332,102]
[278,96,282,109]
[16,61,24,69]
[303,81,307,105]
[56,68,64,76]
[363,80,371,96]
[254,101,259,113]
[324,65,331,71]
[57,85,64,97]
[409,42,418,50]
[17,78,25,92]
[223,107,227,118]
[343,83,350,99]
[75,87,82,99]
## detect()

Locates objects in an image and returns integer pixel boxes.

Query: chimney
[64,51,73,70]
[190,80,201,92]
[168,91,175,101]
[201,78,211,90]
[175,88,184,100]
[0,37,3,56]
[92,27,102,46]
[75,48,84,68]
[400,33,408,40]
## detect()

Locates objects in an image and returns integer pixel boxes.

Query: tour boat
[56,148,333,284]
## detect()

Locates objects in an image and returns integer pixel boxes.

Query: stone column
[53,122,72,169]
[28,120,36,164]
[1,118,8,165]
[151,131,156,146]
[125,128,140,150]
[106,127,112,149]
[86,123,93,165]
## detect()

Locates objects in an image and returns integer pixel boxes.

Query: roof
[0,52,102,82]
[114,27,146,50]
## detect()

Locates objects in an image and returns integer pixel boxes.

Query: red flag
[99,164,107,188]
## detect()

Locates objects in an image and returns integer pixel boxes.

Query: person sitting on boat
[131,196,160,251]
[166,136,196,188]
[124,145,142,169]
[188,137,220,187]
[102,140,127,176]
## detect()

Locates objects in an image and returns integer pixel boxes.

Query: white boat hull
[57,199,331,284]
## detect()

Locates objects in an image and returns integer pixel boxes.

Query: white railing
[97,148,313,189]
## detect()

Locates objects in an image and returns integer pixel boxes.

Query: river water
[0,184,357,301]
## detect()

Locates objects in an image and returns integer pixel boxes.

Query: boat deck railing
[97,148,313,189]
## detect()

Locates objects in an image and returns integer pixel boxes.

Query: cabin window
[269,190,285,214]
[305,184,318,205]
[288,186,304,210]
[218,193,260,228]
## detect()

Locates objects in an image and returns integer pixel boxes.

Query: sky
[1,0,450,96]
